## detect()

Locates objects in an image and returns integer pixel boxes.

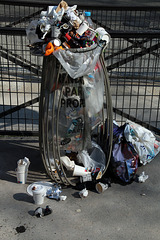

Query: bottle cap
[53,39,61,47]
[85,12,91,17]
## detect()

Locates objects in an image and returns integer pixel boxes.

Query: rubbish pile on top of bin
[26,0,110,57]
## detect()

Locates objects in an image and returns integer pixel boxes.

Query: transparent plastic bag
[26,20,44,44]
[77,141,106,172]
[53,44,102,79]
[82,60,104,118]
[124,120,160,165]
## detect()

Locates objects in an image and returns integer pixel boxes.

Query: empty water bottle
[85,11,95,29]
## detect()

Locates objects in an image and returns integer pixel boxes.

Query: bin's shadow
[13,192,33,203]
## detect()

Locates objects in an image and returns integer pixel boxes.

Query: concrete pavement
[0,136,160,240]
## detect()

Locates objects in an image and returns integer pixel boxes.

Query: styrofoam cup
[16,169,27,184]
[32,185,45,205]
[95,182,108,193]
[17,157,30,172]
[73,165,91,176]
[16,157,30,184]
[76,22,89,36]
[17,163,26,172]
[60,156,75,170]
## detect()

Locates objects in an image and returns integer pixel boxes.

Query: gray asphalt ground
[0,136,160,240]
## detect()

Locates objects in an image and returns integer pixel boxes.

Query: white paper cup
[16,171,26,184]
[60,156,75,170]
[16,168,27,184]
[17,157,30,171]
[16,164,27,184]
[73,165,91,176]
[95,182,108,193]
[76,22,89,36]
[32,185,45,205]
[17,163,26,172]
[16,158,30,183]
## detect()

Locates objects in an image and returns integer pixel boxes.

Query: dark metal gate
[0,1,160,135]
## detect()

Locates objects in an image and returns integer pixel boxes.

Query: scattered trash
[95,182,109,194]
[80,174,92,183]
[44,205,53,216]
[138,171,149,183]
[46,186,62,200]
[16,225,26,233]
[27,181,66,202]
[60,156,75,170]
[140,193,146,196]
[59,195,67,201]
[124,120,160,165]
[79,188,88,198]
[32,185,45,205]
[27,181,56,197]
[60,155,92,177]
[76,209,81,213]
[73,164,91,177]
[34,206,52,218]
[77,141,106,179]
[46,184,67,201]
[109,122,139,183]
[34,207,44,218]
[16,157,30,184]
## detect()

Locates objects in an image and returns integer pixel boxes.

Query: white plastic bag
[26,20,44,44]
[77,141,106,172]
[53,45,102,79]
[124,120,160,165]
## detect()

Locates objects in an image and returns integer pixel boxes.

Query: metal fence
[0,1,160,135]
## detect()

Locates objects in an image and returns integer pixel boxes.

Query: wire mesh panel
[0,3,43,28]
[0,2,44,134]
[0,33,42,133]
[105,37,160,133]
[0,2,160,135]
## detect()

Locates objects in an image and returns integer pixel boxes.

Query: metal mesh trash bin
[39,44,113,186]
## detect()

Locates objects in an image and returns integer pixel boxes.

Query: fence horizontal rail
[0,130,39,136]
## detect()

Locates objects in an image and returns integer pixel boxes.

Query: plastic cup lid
[53,39,61,47]
[32,185,44,193]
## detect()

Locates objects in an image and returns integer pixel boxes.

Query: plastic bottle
[84,12,96,41]
[84,12,95,29]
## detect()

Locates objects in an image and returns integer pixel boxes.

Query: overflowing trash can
[27,1,113,186]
